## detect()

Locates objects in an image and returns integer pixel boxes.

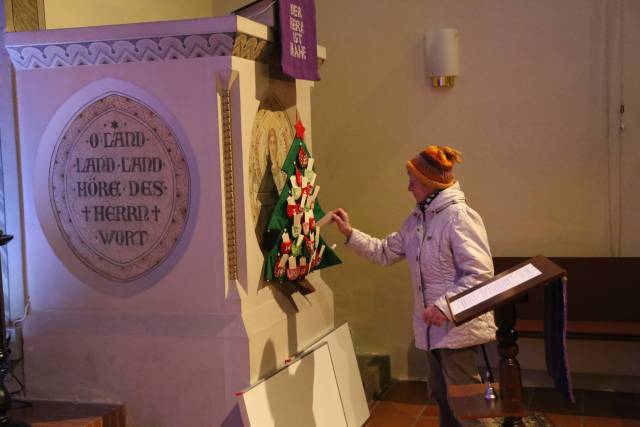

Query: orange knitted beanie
[406,145,462,189]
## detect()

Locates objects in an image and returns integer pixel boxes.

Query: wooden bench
[494,257,640,341]
[7,400,125,427]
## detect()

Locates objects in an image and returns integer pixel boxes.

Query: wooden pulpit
[445,255,568,427]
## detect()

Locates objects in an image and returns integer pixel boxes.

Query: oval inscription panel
[50,94,190,282]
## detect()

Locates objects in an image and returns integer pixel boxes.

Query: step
[357,353,391,404]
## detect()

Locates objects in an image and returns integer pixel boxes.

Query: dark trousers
[426,347,482,427]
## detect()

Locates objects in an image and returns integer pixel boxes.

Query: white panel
[311,323,369,427]
[238,343,348,427]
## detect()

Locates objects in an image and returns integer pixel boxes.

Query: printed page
[449,263,543,316]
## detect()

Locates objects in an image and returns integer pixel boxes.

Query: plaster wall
[308,0,640,380]
[44,0,214,29]
[11,0,640,386]
[620,0,640,256]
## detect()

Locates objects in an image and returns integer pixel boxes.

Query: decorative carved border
[232,34,270,62]
[7,32,271,70]
[221,88,238,281]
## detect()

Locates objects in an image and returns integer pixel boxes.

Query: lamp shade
[426,28,460,88]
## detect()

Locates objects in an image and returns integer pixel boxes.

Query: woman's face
[407,173,434,202]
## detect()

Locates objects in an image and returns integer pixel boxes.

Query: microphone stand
[0,233,30,426]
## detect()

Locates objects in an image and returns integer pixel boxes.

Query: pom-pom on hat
[406,145,462,189]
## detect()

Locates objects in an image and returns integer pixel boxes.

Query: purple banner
[278,0,320,81]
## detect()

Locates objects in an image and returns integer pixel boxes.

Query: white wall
[10,0,640,381]
[308,0,640,379]
[621,0,640,255]
[55,0,639,382]
[44,0,214,29]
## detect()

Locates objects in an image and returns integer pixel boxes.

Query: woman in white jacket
[331,145,496,427]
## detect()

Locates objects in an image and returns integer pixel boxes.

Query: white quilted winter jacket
[346,182,497,351]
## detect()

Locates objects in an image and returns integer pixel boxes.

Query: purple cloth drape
[278,0,320,81]
[544,278,575,402]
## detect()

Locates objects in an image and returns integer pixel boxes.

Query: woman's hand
[331,208,353,239]
[423,305,448,326]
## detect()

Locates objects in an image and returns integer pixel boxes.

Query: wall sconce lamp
[426,28,460,88]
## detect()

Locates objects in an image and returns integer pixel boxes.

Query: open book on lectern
[446,255,567,326]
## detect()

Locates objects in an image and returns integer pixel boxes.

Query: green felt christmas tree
[264,119,341,284]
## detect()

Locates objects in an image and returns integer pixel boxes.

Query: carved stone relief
[50,93,190,282]
[248,95,293,247]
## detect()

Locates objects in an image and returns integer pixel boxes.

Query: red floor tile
[368,382,640,427]
[364,412,418,427]
[370,400,425,418]
[422,404,439,417]
[545,413,582,427]
[583,416,640,427]
[415,417,441,427]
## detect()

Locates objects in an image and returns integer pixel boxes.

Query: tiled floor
[365,381,640,427]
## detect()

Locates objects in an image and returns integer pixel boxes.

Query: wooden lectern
[445,255,568,427]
